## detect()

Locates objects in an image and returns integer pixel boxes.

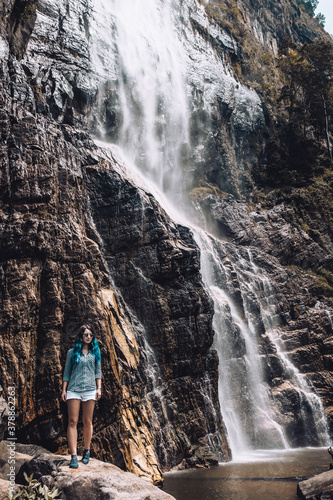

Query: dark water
[163,448,331,500]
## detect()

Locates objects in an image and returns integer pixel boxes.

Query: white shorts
[67,389,96,401]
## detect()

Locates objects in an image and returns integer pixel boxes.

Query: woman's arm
[95,355,102,400]
[61,381,68,402]
[95,378,102,400]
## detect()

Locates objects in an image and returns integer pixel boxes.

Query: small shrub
[8,472,61,500]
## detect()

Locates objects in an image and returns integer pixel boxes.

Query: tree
[301,42,333,160]
[297,0,319,18]
[278,39,333,161]
[315,12,326,28]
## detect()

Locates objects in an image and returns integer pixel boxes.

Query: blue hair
[71,324,101,366]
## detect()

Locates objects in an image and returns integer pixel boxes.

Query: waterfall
[195,230,330,455]
[90,0,190,203]
[89,0,330,457]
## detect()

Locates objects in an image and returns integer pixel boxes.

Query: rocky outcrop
[229,0,327,53]
[0,441,175,500]
[194,193,333,267]
[0,441,50,498]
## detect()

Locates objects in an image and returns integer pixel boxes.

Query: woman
[61,325,102,468]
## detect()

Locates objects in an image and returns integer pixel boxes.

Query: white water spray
[91,0,190,200]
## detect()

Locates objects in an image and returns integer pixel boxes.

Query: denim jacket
[63,348,101,392]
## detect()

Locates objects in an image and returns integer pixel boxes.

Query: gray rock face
[232,0,325,54]
[22,0,100,126]
[198,195,332,267]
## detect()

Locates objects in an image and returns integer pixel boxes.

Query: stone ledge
[0,441,175,500]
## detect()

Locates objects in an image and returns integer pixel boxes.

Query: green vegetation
[203,0,244,39]
[190,181,230,201]
[297,0,318,18]
[296,0,326,27]
[307,270,333,294]
[278,39,332,158]
[256,38,333,188]
[8,472,61,500]
[315,12,326,28]
[296,0,326,25]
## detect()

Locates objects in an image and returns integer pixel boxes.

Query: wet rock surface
[85,148,230,468]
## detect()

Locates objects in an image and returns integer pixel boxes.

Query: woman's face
[82,329,93,345]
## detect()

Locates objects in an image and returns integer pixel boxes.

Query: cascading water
[195,230,330,455]
[116,1,190,198]
[89,0,330,458]
[90,0,190,202]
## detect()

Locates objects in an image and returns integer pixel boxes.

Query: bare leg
[67,399,81,455]
[82,399,95,450]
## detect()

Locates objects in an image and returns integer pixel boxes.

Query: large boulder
[0,441,175,500]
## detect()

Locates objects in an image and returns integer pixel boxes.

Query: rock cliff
[0,0,332,488]
[0,0,230,484]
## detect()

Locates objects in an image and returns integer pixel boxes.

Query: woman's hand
[96,388,102,400]
[61,390,67,402]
